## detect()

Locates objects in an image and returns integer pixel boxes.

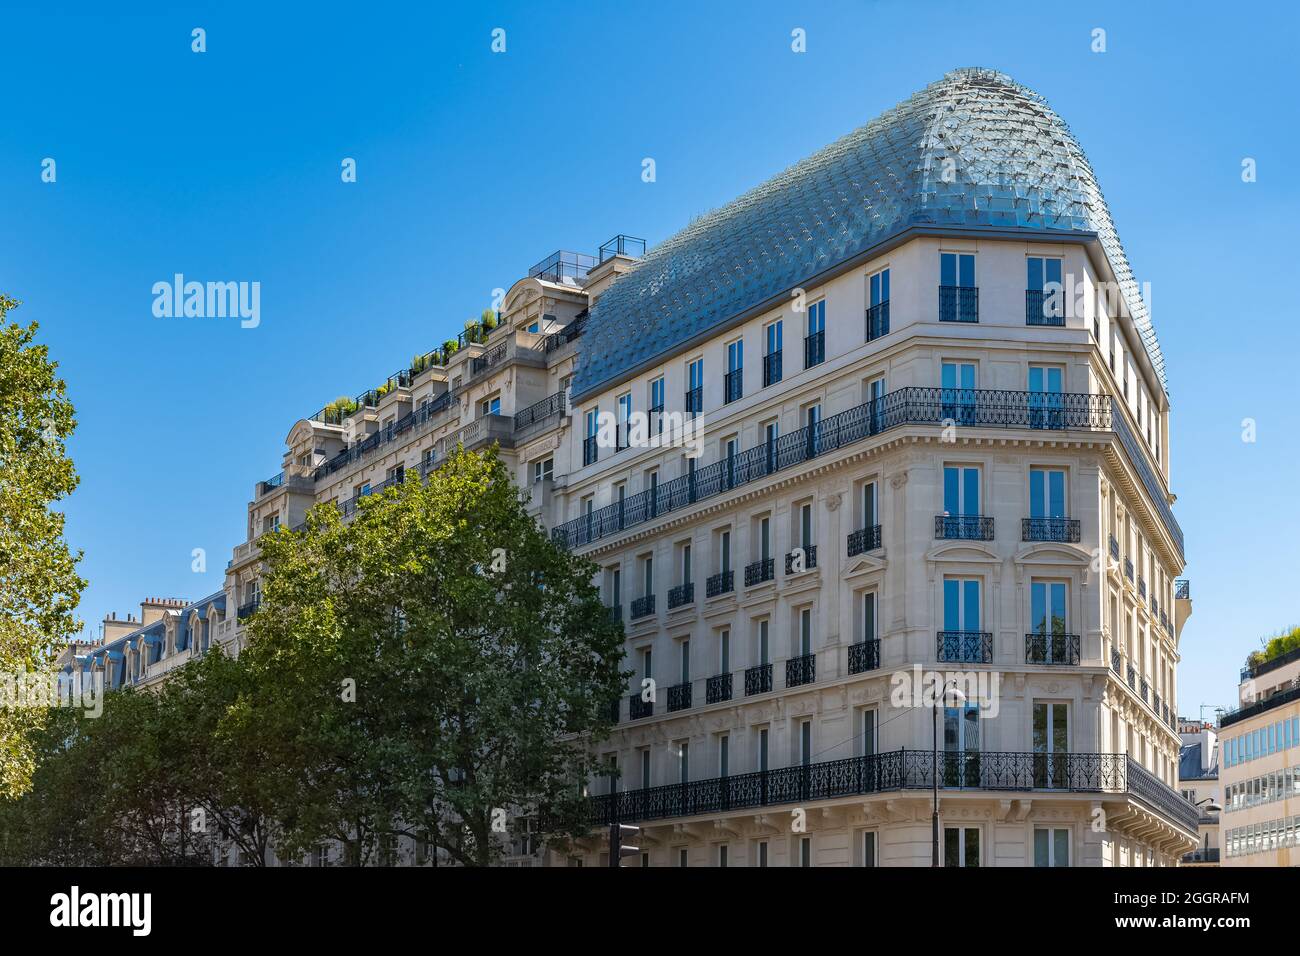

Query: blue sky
[2,1,1297,714]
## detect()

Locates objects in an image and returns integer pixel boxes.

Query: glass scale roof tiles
[572,68,1166,400]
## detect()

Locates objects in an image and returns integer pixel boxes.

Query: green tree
[0,294,85,798]
[243,445,626,865]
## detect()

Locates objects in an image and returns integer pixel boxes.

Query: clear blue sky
[2,1,1297,715]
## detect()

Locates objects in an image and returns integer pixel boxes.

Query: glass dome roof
[572,68,1165,401]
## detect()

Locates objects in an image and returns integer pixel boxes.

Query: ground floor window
[944,826,980,867]
[1034,828,1070,867]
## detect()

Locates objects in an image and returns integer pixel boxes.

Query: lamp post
[932,679,966,867]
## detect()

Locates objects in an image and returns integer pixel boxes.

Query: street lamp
[932,679,966,867]
[1194,796,1222,814]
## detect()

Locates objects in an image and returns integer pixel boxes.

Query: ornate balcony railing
[705,570,734,597]
[667,583,694,609]
[1109,534,1120,560]
[666,682,692,713]
[1127,664,1136,690]
[786,654,816,688]
[1140,678,1149,704]
[745,663,772,696]
[1124,558,1134,582]
[582,435,598,467]
[1022,517,1081,543]
[630,595,655,620]
[1025,633,1081,666]
[939,285,979,323]
[1175,579,1190,600]
[706,673,732,704]
[937,631,992,664]
[762,351,782,388]
[1138,577,1147,600]
[552,386,1159,552]
[685,386,703,416]
[935,514,994,540]
[847,524,882,556]
[804,330,825,368]
[1111,649,1121,673]
[629,694,652,720]
[1025,288,1065,326]
[865,300,890,341]
[312,388,455,482]
[724,369,743,404]
[744,558,774,587]
[785,545,817,574]
[579,750,1199,835]
[236,599,260,621]
[514,390,567,433]
[849,640,881,674]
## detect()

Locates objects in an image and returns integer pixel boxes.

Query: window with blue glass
[941,361,976,424]
[1028,364,1064,429]
[805,300,825,367]
[944,465,980,516]
[1030,468,1067,518]
[940,253,977,322]
[1026,256,1064,325]
[764,320,783,386]
[867,268,890,340]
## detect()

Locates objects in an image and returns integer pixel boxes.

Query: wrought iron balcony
[724,369,743,404]
[552,386,1136,551]
[629,693,653,720]
[865,300,890,341]
[1109,534,1120,560]
[847,524,882,556]
[630,595,656,620]
[705,570,734,597]
[849,640,881,674]
[667,583,694,609]
[608,604,622,623]
[1138,577,1147,599]
[1140,678,1149,704]
[935,514,994,540]
[1025,288,1065,326]
[1124,558,1134,582]
[236,599,260,621]
[1021,517,1081,543]
[514,390,567,435]
[1127,664,1136,690]
[1151,596,1159,618]
[1025,633,1081,666]
[744,558,774,586]
[1175,578,1190,600]
[785,545,817,574]
[581,750,1199,836]
[1182,847,1220,864]
[937,631,992,663]
[939,285,979,323]
[685,386,703,416]
[786,653,816,688]
[582,435,598,467]
[1153,691,1161,714]
[608,698,621,723]
[762,351,782,388]
[706,673,733,704]
[804,330,824,368]
[667,682,692,713]
[745,663,772,696]
[1111,649,1121,673]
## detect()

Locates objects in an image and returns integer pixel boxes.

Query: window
[1034,828,1070,867]
[719,529,732,574]
[527,321,539,333]
[719,629,730,673]
[679,638,690,683]
[862,592,877,644]
[678,741,689,783]
[718,845,729,868]
[805,299,825,367]
[944,827,980,867]
[941,361,977,424]
[943,465,980,516]
[942,578,982,633]
[763,319,783,387]
[798,607,813,658]
[799,837,812,868]
[939,253,976,322]
[800,719,812,766]
[687,359,704,415]
[861,831,877,867]
[678,848,688,868]
[640,748,651,789]
[757,515,771,562]
[860,707,877,757]
[758,726,769,771]
[1029,467,1066,518]
[583,408,599,465]
[725,340,743,403]
[532,457,553,483]
[756,841,769,867]
[1026,257,1064,325]
[867,268,890,340]
[616,393,632,450]
[757,619,770,665]
[649,376,665,433]
[481,395,501,417]
[719,734,729,777]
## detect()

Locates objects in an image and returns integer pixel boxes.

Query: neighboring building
[61,67,1201,867]
[1219,646,1300,866]
[1177,719,1220,865]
